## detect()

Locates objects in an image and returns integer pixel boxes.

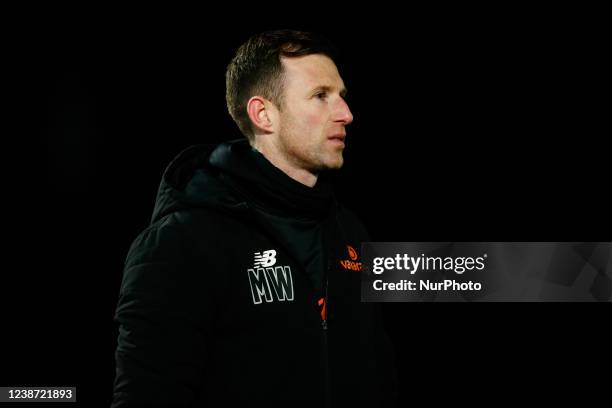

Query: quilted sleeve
[111,223,212,407]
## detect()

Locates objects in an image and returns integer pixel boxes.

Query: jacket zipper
[322,268,331,407]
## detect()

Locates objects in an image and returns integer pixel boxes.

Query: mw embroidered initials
[247,266,294,304]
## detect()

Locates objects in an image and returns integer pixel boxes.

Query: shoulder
[155,207,247,234]
[124,215,191,269]
[128,207,251,262]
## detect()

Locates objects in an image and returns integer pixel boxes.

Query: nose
[334,97,354,126]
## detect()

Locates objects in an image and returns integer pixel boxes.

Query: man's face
[274,54,353,172]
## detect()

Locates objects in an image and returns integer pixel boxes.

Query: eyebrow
[312,85,348,98]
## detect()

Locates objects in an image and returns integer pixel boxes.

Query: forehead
[280,54,344,91]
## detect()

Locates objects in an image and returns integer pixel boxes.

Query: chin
[324,157,344,170]
[310,152,344,171]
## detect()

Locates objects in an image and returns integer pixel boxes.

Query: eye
[315,92,328,100]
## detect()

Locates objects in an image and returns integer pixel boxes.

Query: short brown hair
[225,30,338,140]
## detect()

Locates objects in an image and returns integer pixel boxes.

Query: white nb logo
[254,249,277,268]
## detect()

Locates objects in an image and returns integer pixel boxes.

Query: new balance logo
[247,265,294,305]
[254,249,277,268]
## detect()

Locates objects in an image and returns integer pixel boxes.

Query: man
[111,30,397,407]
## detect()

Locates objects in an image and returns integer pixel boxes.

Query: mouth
[327,134,346,147]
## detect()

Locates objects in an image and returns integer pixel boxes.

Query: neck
[252,138,318,188]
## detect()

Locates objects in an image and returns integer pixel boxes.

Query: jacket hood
[151,139,336,224]
[150,141,246,224]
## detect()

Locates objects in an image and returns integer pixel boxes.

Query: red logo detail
[347,245,358,261]
[339,259,363,271]
[340,245,363,271]
[317,297,326,321]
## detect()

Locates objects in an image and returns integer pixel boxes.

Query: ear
[246,96,278,134]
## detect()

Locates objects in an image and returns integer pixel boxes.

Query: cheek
[301,109,326,133]
[283,103,327,138]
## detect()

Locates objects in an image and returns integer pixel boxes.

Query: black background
[8,5,610,407]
